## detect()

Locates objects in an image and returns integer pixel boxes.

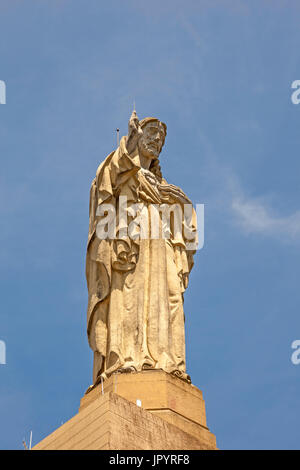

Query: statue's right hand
[128,110,139,132]
[126,110,143,153]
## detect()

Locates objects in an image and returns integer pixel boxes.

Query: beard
[138,139,160,159]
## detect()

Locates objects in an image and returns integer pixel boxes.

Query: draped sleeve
[86,136,140,337]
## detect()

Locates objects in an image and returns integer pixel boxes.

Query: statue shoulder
[95,150,116,180]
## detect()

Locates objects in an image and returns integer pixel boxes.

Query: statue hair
[139,117,166,183]
[149,158,162,182]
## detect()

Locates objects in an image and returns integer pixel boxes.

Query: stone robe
[86,136,197,384]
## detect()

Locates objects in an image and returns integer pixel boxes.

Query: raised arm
[126,110,143,154]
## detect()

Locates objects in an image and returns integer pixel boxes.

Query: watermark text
[291,340,300,365]
[0,340,6,365]
[0,80,6,104]
[95,197,204,251]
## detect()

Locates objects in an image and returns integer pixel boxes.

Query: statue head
[138,117,167,161]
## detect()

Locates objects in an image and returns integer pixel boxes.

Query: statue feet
[170,370,191,384]
[116,365,137,374]
[142,361,155,370]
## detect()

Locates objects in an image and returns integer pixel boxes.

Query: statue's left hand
[158,183,192,205]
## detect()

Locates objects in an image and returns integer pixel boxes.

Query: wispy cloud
[191,129,300,244]
[232,196,300,241]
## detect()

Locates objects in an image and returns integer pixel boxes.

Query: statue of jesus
[86,111,197,389]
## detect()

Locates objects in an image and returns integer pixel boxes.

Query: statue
[86,111,197,389]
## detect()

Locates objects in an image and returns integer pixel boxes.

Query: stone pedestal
[33,370,217,450]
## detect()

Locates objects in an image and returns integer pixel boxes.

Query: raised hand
[126,110,143,154]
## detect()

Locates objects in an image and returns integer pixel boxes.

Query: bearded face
[138,121,166,160]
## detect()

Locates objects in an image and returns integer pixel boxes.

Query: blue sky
[0,0,300,450]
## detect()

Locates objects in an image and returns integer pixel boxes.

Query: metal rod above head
[116,128,120,147]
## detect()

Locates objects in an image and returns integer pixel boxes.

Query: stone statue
[86,111,197,389]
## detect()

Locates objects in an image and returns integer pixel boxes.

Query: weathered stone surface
[33,372,217,450]
[33,393,216,450]
[86,111,197,385]
[80,370,207,427]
